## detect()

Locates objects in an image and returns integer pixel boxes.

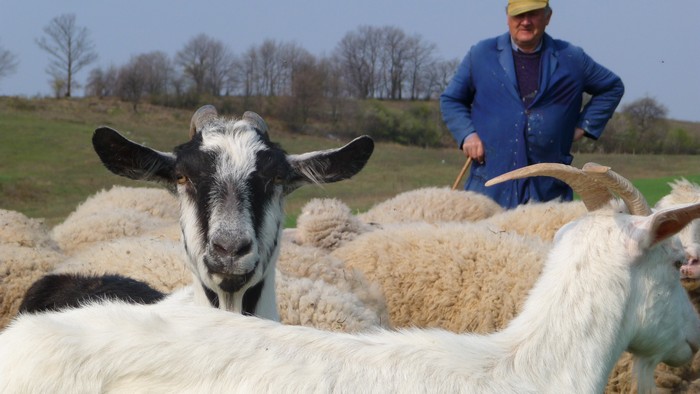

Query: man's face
[508,8,551,52]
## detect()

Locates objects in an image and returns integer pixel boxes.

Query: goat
[1,164,698,393]
[19,106,374,320]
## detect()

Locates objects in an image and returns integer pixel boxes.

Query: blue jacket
[440,32,624,209]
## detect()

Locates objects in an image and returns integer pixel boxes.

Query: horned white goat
[27,105,374,320]
[2,164,699,393]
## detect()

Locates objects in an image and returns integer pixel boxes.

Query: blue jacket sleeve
[440,51,477,149]
[577,51,625,139]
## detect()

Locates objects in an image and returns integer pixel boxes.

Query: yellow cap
[507,0,548,16]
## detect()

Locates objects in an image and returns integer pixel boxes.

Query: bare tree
[116,57,147,112]
[334,25,383,99]
[380,26,410,100]
[233,47,258,97]
[622,95,668,133]
[423,58,460,100]
[36,14,98,97]
[405,36,436,100]
[85,65,118,98]
[288,51,323,124]
[176,34,233,96]
[0,42,18,87]
[136,51,175,97]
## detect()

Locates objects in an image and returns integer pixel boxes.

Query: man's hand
[462,133,485,164]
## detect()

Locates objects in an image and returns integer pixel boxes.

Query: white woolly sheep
[292,187,503,251]
[51,185,179,253]
[2,186,699,392]
[332,221,549,331]
[357,186,503,224]
[0,209,65,329]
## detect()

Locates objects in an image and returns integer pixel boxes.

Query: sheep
[292,198,376,250]
[331,220,549,332]
[51,185,179,253]
[276,239,390,328]
[1,173,699,393]
[293,187,598,253]
[68,104,373,319]
[292,187,504,251]
[0,209,56,249]
[0,209,65,329]
[0,244,65,330]
[357,186,503,224]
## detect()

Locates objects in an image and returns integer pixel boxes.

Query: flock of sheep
[1,106,700,392]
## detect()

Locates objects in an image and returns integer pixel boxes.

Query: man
[440,0,624,209]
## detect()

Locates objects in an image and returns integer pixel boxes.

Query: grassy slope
[2,97,700,228]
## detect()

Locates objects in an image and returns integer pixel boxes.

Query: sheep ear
[284,135,374,194]
[635,202,700,248]
[92,127,177,190]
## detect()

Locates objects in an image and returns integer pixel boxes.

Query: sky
[1,1,699,122]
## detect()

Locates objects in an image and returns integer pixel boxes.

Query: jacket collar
[497,32,558,107]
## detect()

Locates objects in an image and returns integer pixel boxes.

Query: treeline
[81,26,458,147]
[574,96,700,155]
[2,14,697,152]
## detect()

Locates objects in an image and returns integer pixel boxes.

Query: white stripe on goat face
[177,119,284,300]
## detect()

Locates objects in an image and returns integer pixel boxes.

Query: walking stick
[451,157,472,191]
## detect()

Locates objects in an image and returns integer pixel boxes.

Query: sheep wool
[0,244,65,329]
[331,221,549,332]
[0,209,65,329]
[51,186,178,253]
[480,200,588,242]
[276,274,386,332]
[0,209,55,249]
[277,240,390,327]
[51,236,192,293]
[357,187,503,225]
[295,198,375,250]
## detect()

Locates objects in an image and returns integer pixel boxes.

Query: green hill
[2,97,700,227]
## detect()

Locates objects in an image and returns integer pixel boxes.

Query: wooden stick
[451,157,473,191]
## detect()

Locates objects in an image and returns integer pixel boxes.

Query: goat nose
[211,237,252,258]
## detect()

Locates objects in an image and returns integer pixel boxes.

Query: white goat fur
[2,204,700,393]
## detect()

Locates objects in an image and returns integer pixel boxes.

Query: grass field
[2,97,700,228]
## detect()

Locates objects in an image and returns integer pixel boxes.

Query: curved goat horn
[242,111,269,139]
[484,163,614,211]
[189,105,218,139]
[582,162,652,216]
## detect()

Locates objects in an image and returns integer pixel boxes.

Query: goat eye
[176,174,188,185]
[273,175,285,185]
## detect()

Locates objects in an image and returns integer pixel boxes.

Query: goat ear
[284,135,374,194]
[637,202,700,247]
[92,127,177,190]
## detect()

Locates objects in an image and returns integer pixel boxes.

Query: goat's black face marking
[173,119,288,310]
[92,109,374,317]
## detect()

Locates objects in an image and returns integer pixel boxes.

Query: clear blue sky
[1,0,698,121]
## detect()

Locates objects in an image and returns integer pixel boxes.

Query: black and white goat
[20,106,373,320]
